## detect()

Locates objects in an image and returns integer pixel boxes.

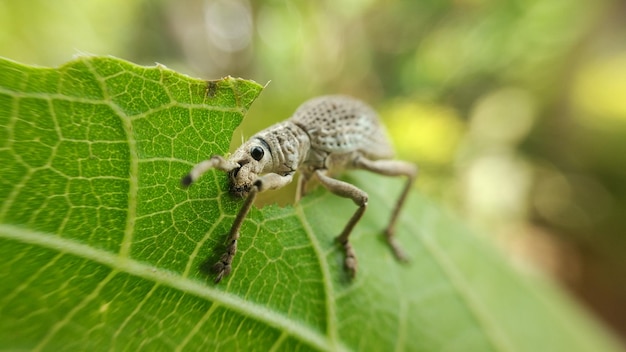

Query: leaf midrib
[0,223,338,351]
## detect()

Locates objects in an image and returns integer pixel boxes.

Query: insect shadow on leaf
[198,240,230,280]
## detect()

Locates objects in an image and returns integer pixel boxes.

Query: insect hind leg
[352,156,418,262]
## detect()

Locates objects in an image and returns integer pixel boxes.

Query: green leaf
[0,56,621,351]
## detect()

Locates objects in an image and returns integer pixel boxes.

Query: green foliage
[0,56,621,351]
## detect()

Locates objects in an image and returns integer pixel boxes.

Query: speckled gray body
[233,95,395,196]
[183,95,417,283]
[290,95,394,164]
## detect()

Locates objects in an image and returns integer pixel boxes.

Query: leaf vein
[33,269,117,351]
[294,205,341,351]
[83,59,138,260]
[0,224,334,352]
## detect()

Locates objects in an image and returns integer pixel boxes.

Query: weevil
[182,95,417,282]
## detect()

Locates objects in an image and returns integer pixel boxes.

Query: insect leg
[255,172,295,192]
[314,170,368,279]
[295,172,311,203]
[213,184,257,283]
[352,157,417,262]
[181,156,239,187]
[213,172,294,283]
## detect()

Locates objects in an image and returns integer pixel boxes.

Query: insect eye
[250,146,264,161]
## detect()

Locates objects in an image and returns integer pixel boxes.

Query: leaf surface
[0,56,621,351]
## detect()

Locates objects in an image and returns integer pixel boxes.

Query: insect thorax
[254,121,311,175]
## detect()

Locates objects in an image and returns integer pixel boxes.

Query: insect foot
[212,238,238,283]
[337,238,358,278]
[182,95,417,283]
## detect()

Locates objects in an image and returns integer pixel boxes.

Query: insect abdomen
[290,95,394,159]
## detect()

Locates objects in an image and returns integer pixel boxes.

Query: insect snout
[229,185,249,198]
[228,160,255,198]
[229,161,245,177]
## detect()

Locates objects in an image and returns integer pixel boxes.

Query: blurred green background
[2,0,625,344]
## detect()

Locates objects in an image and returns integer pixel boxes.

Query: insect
[182,95,417,282]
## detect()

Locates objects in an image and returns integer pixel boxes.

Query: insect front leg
[352,156,417,262]
[213,184,257,283]
[313,169,368,279]
[213,172,294,283]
